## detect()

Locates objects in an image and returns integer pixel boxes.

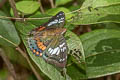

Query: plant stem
[38,0,45,13]
[0,16,50,20]
[0,0,7,8]
[16,47,43,80]
[8,0,20,18]
[0,34,43,80]
[49,0,55,8]
[0,48,19,80]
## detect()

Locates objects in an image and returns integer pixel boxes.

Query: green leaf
[80,29,120,78]
[2,46,29,69]
[104,23,120,30]
[64,24,75,30]
[15,22,65,80]
[15,1,40,14]
[55,0,72,6]
[27,13,50,26]
[66,31,85,62]
[65,31,86,79]
[81,0,120,8]
[46,7,74,20]
[15,21,87,79]
[71,0,120,25]
[0,11,20,47]
[0,69,8,80]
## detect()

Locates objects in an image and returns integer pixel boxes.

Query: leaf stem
[0,35,17,47]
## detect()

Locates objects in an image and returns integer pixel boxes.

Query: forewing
[43,11,65,28]
[29,11,65,36]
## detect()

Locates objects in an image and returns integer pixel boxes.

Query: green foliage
[11,1,40,15]
[0,0,120,80]
[0,11,20,47]
[80,29,120,78]
[55,0,72,6]
[0,69,8,80]
[72,0,120,25]
[16,1,40,14]
[27,13,50,26]
[65,31,86,79]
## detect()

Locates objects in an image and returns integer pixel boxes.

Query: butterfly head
[43,11,65,28]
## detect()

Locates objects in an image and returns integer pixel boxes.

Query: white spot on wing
[62,58,65,61]
[63,47,66,52]
[57,15,59,17]
[55,19,58,22]
[59,43,65,48]
[49,48,53,54]
[59,59,62,62]
[59,13,63,16]
[59,58,65,62]
[47,20,58,26]
[51,47,59,55]
[48,48,52,52]
[56,49,60,55]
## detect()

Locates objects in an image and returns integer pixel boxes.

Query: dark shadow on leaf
[86,38,120,67]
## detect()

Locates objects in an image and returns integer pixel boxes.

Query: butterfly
[28,11,68,68]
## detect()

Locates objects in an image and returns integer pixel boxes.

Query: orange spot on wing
[40,53,42,56]
[36,41,46,50]
[37,42,43,46]
[41,46,46,50]
[36,51,39,55]
[33,49,36,53]
[35,37,40,41]
[38,26,45,31]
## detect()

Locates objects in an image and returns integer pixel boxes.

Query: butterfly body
[28,11,68,68]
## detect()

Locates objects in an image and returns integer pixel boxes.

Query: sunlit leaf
[80,29,120,78]
[71,0,120,25]
[13,1,40,14]
[55,0,72,6]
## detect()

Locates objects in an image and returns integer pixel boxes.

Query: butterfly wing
[28,34,68,68]
[42,35,68,68]
[28,33,52,56]
[43,11,65,28]
[28,11,68,68]
[29,11,65,36]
